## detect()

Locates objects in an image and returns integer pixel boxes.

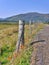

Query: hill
[0,12,49,23]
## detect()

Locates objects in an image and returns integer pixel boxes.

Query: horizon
[0,0,49,18]
[1,12,49,19]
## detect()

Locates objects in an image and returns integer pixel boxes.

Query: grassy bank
[0,23,44,65]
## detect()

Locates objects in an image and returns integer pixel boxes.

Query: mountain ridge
[0,12,49,23]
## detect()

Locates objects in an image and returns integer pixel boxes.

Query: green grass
[14,46,33,65]
[0,23,44,65]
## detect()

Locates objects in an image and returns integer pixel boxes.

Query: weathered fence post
[29,20,32,34]
[16,20,25,52]
[29,20,32,42]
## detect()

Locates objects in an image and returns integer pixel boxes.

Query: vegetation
[0,12,49,23]
[0,23,44,65]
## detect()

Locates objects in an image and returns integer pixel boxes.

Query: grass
[0,23,44,65]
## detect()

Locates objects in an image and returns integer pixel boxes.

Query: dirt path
[30,25,49,65]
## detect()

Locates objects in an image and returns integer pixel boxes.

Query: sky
[0,0,49,18]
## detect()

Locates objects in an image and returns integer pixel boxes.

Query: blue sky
[0,0,49,18]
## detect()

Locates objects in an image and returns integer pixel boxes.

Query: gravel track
[30,25,49,65]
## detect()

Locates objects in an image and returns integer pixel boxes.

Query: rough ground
[30,25,49,65]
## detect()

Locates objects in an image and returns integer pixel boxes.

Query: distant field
[0,23,44,65]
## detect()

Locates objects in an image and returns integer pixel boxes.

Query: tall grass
[0,23,44,65]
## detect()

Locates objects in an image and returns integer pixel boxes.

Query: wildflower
[20,44,24,49]
[13,52,18,58]
[8,56,12,61]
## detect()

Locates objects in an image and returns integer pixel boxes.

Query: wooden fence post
[16,20,25,52]
[29,20,32,34]
[29,20,32,42]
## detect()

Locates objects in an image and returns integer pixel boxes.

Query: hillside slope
[0,12,49,23]
[5,12,49,22]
